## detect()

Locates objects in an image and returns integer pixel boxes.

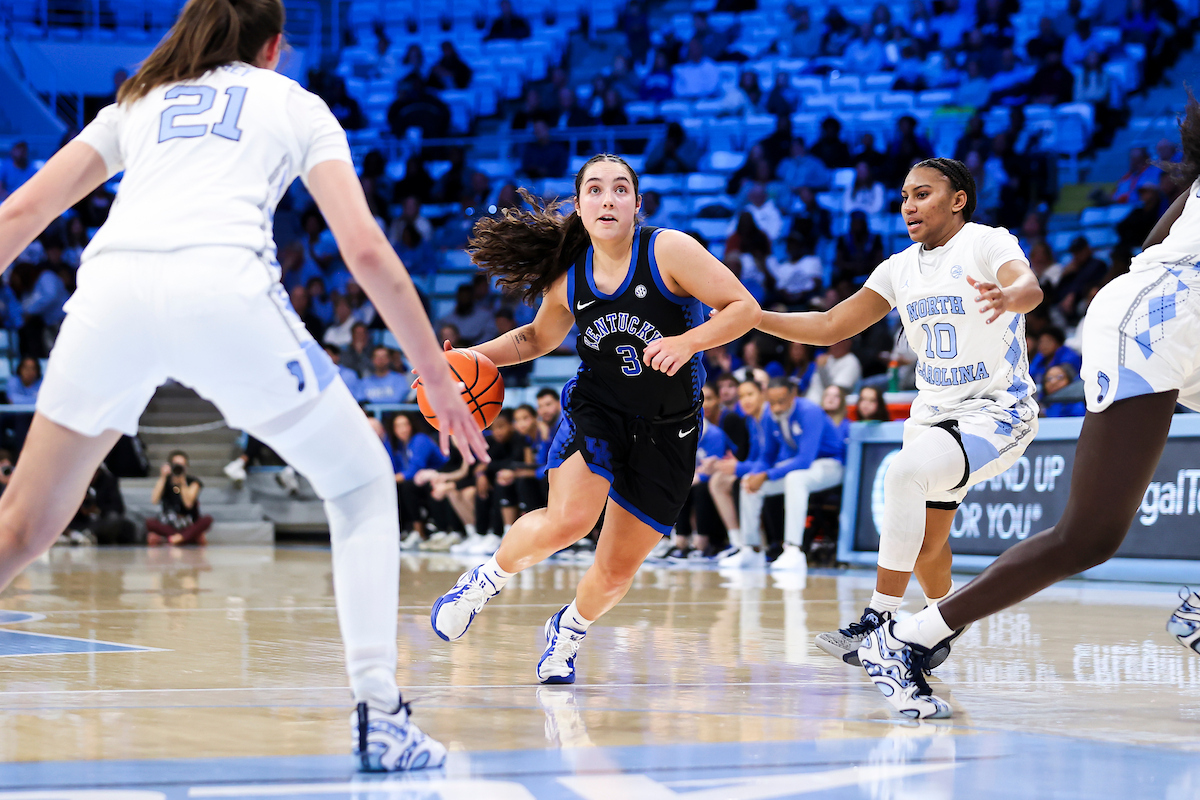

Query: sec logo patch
[635,284,648,298]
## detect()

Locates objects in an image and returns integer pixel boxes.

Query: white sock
[869,590,904,615]
[562,599,594,632]
[727,528,742,548]
[924,582,953,607]
[479,556,513,592]
[465,523,477,537]
[893,604,955,649]
[326,475,400,712]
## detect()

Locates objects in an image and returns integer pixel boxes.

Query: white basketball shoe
[1167,587,1200,653]
[858,621,951,719]
[351,699,447,772]
[430,565,502,641]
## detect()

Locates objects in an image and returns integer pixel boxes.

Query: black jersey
[568,226,705,419]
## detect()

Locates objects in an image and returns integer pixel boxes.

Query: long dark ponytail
[912,157,977,222]
[119,0,284,104]
[469,153,640,305]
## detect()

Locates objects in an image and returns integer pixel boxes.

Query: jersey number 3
[615,344,642,377]
[159,85,248,143]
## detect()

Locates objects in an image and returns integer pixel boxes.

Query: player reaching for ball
[728,158,1043,716]
[430,154,761,683]
[0,0,488,771]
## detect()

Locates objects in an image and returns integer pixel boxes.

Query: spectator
[1026,16,1065,61]
[389,412,446,538]
[607,55,642,103]
[63,217,89,267]
[1041,363,1086,417]
[322,77,365,131]
[833,211,883,285]
[736,70,763,112]
[485,0,531,40]
[439,284,497,344]
[640,50,675,101]
[428,41,473,90]
[6,356,41,405]
[955,59,992,108]
[388,196,434,247]
[0,449,10,500]
[341,322,372,377]
[146,451,212,546]
[842,161,885,215]
[1112,147,1163,204]
[439,322,463,349]
[786,6,823,58]
[643,123,701,176]
[743,183,784,241]
[1028,326,1082,386]
[356,345,413,403]
[727,144,773,195]
[725,212,773,303]
[620,0,653,63]
[673,38,721,99]
[344,281,377,327]
[641,190,670,227]
[810,116,852,169]
[770,234,823,305]
[392,155,434,203]
[1052,236,1108,324]
[1075,50,1113,144]
[520,120,568,179]
[535,387,562,442]
[322,343,361,393]
[11,250,68,359]
[821,8,856,56]
[322,296,356,347]
[553,86,593,130]
[289,285,325,343]
[65,463,135,545]
[806,339,862,404]
[306,276,333,325]
[1119,0,1159,47]
[765,72,798,117]
[853,132,888,184]
[855,384,891,422]
[1063,18,1101,68]
[1117,183,1167,248]
[1028,240,1061,287]
[931,0,972,48]
[386,77,450,140]
[598,89,630,134]
[1029,48,1075,106]
[885,116,934,187]
[845,22,886,72]
[757,114,795,172]
[822,384,850,439]
[511,88,549,131]
[788,185,833,246]
[692,11,734,59]
[776,137,830,192]
[394,225,437,277]
[0,142,36,201]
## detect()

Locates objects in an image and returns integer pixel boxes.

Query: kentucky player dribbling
[0,0,488,769]
[741,158,1044,716]
[429,155,761,683]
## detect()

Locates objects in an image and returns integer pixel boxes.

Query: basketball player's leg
[913,507,956,601]
[934,392,1177,631]
[537,500,663,683]
[0,414,121,591]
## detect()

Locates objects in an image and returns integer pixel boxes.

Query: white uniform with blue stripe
[865,222,1039,503]
[36,64,352,441]
[1081,178,1200,413]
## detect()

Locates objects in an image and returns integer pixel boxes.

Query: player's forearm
[472,324,555,368]
[681,298,761,353]
[1004,273,1044,315]
[758,310,840,347]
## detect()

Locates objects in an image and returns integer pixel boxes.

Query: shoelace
[545,628,584,669]
[908,647,936,697]
[838,610,882,638]
[457,573,495,615]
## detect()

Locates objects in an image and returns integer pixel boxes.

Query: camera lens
[0,465,11,477]
[170,463,185,476]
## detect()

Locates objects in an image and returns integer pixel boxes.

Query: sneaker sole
[815,636,861,666]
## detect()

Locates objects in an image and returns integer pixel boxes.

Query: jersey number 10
[158,85,248,143]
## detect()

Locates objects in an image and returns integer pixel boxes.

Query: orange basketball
[415,348,504,431]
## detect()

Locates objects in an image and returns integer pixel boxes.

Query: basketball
[415,348,504,431]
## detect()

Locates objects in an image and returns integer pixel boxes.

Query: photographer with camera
[146,450,212,546]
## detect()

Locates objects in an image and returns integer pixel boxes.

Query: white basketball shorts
[38,247,341,438]
[903,400,1039,505]
[1081,263,1200,413]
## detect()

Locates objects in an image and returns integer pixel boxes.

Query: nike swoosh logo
[576,300,596,311]
[678,427,696,438]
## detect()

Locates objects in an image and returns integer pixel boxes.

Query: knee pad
[250,380,392,500]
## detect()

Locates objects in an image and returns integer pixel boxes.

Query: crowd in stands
[1,0,1197,558]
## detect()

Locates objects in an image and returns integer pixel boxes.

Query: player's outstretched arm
[467,274,575,367]
[967,261,1043,324]
[644,229,762,376]
[757,288,891,346]
[307,160,489,463]
[0,141,108,273]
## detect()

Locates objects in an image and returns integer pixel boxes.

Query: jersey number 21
[159,85,248,143]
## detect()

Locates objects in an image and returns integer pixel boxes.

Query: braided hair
[912,157,977,223]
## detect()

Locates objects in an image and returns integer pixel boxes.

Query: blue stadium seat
[686,174,727,194]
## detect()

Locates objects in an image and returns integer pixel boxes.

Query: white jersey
[76,63,351,264]
[865,222,1035,423]
[1132,177,1200,272]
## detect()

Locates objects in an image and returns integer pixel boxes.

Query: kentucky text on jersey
[581,313,663,351]
[906,295,967,322]
[916,360,990,386]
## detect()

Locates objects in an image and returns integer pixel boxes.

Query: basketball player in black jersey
[429,154,761,683]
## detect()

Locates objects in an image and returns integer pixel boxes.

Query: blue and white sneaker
[431,566,501,642]
[1167,587,1200,653]
[815,607,892,666]
[858,621,951,720]
[537,604,587,684]
[351,699,447,772]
